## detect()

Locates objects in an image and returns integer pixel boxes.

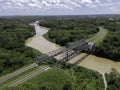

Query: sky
[0,0,120,16]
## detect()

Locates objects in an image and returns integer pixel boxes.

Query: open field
[0,63,37,84]
[1,20,120,90]
[0,66,37,88]
[0,65,48,88]
[87,27,108,45]
[26,22,120,75]
[1,67,104,90]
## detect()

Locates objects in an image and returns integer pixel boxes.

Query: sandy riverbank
[69,53,120,74]
[25,21,120,74]
[25,23,61,54]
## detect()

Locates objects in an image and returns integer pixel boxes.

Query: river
[25,21,120,75]
[25,22,60,54]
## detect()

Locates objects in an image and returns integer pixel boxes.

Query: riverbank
[25,21,120,75]
[25,23,61,54]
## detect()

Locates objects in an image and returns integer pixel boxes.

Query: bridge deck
[36,39,94,66]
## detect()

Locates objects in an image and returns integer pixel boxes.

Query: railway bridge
[36,39,94,66]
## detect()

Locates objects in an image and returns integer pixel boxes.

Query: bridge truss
[36,39,94,66]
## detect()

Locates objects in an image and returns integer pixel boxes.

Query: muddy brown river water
[25,22,120,75]
[69,53,120,74]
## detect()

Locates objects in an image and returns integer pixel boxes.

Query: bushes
[72,66,104,90]
[94,21,120,61]
[41,19,98,46]
[106,69,120,90]
[41,18,120,61]
[2,66,104,90]
[0,48,35,76]
[0,18,40,76]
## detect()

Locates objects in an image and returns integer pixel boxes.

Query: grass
[0,47,42,77]
[0,26,107,90]
[2,66,104,90]
[1,68,72,90]
[43,32,54,42]
[31,47,43,57]
[0,47,43,88]
[116,22,120,25]
[111,21,120,25]
[0,66,38,88]
[87,27,108,46]
[43,27,108,47]
[23,68,73,90]
[0,65,49,89]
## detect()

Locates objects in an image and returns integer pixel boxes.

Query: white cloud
[0,0,98,10]
[0,0,120,15]
[95,1,120,13]
[107,0,112,2]
[95,0,100,4]
[41,1,51,7]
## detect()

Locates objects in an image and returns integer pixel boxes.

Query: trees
[93,21,120,61]
[41,19,98,46]
[63,81,72,90]
[106,69,120,90]
[1,66,104,90]
[0,18,39,76]
[41,17,120,61]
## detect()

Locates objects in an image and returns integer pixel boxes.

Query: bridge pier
[36,39,94,67]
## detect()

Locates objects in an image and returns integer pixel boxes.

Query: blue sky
[0,0,120,15]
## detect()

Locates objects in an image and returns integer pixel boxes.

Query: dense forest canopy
[2,66,104,90]
[94,20,120,61]
[40,19,99,46]
[38,16,120,61]
[0,18,41,76]
[0,15,120,90]
[0,15,120,76]
[106,69,120,90]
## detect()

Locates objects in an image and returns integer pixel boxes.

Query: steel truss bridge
[36,39,94,66]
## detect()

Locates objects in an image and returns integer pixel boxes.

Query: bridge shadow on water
[70,54,90,67]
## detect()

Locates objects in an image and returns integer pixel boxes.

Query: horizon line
[0,14,120,17]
